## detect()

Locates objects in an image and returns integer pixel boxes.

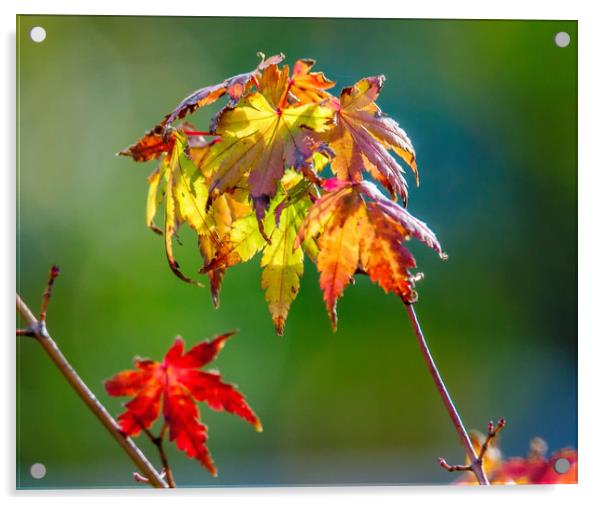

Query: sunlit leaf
[297,179,444,329]
[289,59,336,103]
[119,53,285,162]
[105,332,261,477]
[260,171,315,335]
[208,64,334,222]
[328,76,418,204]
[154,132,216,287]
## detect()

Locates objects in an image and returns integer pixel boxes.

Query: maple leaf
[148,127,262,304]
[200,171,317,335]
[297,179,445,329]
[198,188,255,307]
[289,59,336,104]
[199,206,267,274]
[207,63,334,223]
[119,53,285,162]
[260,204,305,335]
[259,171,316,335]
[121,124,172,163]
[327,76,418,204]
[105,332,261,477]
[147,131,218,287]
[495,447,578,485]
[164,53,285,128]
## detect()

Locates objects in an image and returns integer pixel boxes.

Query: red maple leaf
[105,332,261,476]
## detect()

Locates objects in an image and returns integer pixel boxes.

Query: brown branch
[438,458,471,473]
[405,304,490,485]
[39,265,60,323]
[155,424,176,488]
[139,422,176,488]
[16,267,168,489]
[437,418,506,479]
[479,418,506,461]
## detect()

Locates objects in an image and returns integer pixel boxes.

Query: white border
[3,1,601,504]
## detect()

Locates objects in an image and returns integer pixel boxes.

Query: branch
[156,424,176,488]
[438,459,471,473]
[479,418,506,461]
[438,418,506,478]
[404,303,491,485]
[39,265,60,323]
[16,266,169,489]
[139,422,176,488]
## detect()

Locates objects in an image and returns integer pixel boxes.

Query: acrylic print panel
[16,16,577,489]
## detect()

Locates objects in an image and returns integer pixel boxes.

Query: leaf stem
[140,423,176,488]
[16,284,168,488]
[404,303,490,485]
[156,424,176,488]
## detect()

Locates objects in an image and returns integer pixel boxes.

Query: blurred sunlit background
[16,16,577,488]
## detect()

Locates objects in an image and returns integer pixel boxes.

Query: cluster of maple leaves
[120,53,447,335]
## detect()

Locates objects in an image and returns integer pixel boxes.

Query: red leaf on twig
[105,332,261,476]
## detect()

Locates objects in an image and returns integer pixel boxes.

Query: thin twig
[133,470,167,484]
[156,424,176,488]
[438,418,506,479]
[438,458,471,473]
[39,265,60,323]
[479,418,506,461]
[139,422,176,488]
[16,267,168,488]
[404,303,490,485]
[133,472,151,484]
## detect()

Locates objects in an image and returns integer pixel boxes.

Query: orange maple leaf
[297,179,444,329]
[327,76,418,204]
[289,59,336,103]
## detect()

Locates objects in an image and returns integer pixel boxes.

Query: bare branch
[16,267,169,489]
[155,423,176,488]
[133,472,150,484]
[40,264,60,323]
[138,422,176,488]
[133,470,167,484]
[436,418,506,481]
[478,418,506,461]
[438,458,471,473]
[405,304,490,485]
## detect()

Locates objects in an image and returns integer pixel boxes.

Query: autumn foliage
[105,332,261,476]
[456,435,578,485]
[14,52,577,490]
[120,53,446,335]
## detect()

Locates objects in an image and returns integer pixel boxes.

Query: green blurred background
[16,16,577,488]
